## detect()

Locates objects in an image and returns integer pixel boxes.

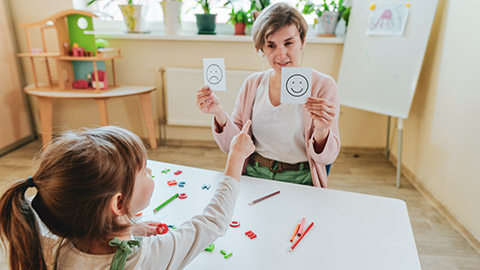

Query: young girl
[196,3,340,188]
[0,123,254,269]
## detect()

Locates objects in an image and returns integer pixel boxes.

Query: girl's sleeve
[140,176,240,269]
[307,76,341,165]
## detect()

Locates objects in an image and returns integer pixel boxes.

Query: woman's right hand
[196,86,224,116]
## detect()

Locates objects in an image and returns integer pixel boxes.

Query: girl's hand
[225,120,255,180]
[196,86,224,116]
[304,97,336,132]
[132,221,164,236]
[230,120,255,159]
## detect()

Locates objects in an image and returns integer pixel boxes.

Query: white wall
[390,0,480,242]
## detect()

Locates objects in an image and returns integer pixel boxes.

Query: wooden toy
[17,9,122,92]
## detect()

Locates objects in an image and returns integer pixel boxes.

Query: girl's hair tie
[26,177,35,188]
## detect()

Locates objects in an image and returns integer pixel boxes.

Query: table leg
[38,97,52,147]
[139,92,157,149]
[97,99,109,126]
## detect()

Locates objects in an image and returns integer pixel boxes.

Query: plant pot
[195,13,217,35]
[160,0,182,35]
[234,23,246,35]
[119,4,144,33]
[315,11,341,37]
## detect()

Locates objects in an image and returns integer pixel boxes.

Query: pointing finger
[241,120,252,133]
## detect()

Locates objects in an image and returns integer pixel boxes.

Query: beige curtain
[0,0,33,153]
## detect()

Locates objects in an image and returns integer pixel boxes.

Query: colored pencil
[248,190,280,205]
[290,224,300,242]
[290,222,314,252]
[153,193,179,213]
[297,217,306,236]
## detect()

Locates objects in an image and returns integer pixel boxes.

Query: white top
[25,85,155,99]
[54,176,239,270]
[251,69,307,164]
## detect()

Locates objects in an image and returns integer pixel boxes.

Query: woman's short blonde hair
[252,2,308,52]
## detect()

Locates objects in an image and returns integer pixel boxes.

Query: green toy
[95,39,110,49]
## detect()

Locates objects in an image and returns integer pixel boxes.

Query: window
[74,0,346,33]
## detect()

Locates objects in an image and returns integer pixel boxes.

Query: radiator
[162,67,256,127]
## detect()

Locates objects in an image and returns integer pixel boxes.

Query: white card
[280,67,312,104]
[203,58,226,91]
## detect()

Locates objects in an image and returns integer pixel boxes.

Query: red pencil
[297,217,306,236]
[289,222,314,252]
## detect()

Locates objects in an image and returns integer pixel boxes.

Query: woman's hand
[196,86,224,116]
[305,97,336,152]
[196,86,228,128]
[304,97,336,132]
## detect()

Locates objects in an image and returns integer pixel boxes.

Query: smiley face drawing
[205,64,223,85]
[285,74,309,97]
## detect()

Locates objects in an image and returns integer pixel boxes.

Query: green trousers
[245,161,313,186]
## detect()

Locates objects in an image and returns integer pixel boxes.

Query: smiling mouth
[290,87,304,93]
[276,61,291,66]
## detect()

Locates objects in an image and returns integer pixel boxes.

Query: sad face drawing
[205,64,223,85]
[285,74,309,97]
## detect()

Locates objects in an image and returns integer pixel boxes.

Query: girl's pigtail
[0,178,47,270]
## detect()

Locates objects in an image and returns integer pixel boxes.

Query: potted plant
[160,0,183,35]
[248,0,270,20]
[297,0,350,37]
[227,8,252,35]
[195,0,217,34]
[87,0,145,33]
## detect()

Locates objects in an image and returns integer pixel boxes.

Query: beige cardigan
[212,69,341,188]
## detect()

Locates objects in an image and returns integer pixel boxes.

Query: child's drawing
[366,4,410,36]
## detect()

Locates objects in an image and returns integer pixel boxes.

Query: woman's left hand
[304,97,336,132]
[132,221,164,236]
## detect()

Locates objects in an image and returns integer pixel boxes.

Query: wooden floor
[1,140,480,269]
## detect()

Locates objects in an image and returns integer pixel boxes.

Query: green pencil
[153,193,179,213]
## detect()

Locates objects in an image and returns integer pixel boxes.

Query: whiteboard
[337,0,438,119]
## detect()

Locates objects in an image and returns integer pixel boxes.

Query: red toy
[72,47,85,57]
[245,230,257,239]
[72,80,89,89]
[156,223,169,234]
[91,70,107,90]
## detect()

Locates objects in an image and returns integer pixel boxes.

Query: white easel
[386,116,404,188]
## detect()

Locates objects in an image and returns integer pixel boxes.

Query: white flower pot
[160,0,182,35]
[118,4,144,33]
[316,11,341,37]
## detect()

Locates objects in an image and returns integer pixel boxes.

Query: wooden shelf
[56,55,121,61]
[17,52,61,58]
[18,48,121,61]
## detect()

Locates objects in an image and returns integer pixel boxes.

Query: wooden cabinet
[0,1,33,154]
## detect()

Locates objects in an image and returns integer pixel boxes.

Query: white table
[143,160,421,270]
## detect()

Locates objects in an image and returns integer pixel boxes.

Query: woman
[196,3,340,188]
